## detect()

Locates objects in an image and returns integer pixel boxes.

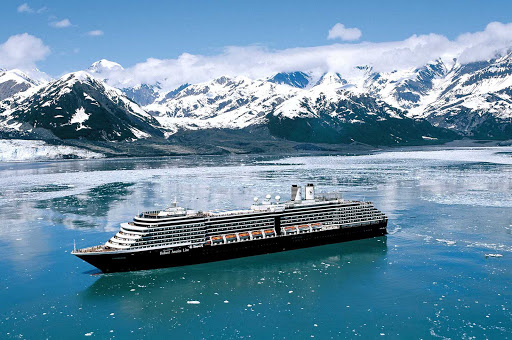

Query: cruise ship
[72,184,388,273]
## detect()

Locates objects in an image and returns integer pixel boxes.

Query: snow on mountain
[140,70,455,145]
[87,59,124,75]
[0,71,162,141]
[76,55,512,141]
[267,91,456,145]
[3,51,512,147]
[268,72,311,88]
[87,60,165,108]
[416,54,512,138]
[0,69,41,101]
[145,75,301,134]
[362,59,450,115]
[121,83,161,106]
[314,72,348,88]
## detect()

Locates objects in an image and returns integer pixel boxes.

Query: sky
[2,0,512,88]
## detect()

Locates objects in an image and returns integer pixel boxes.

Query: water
[0,148,511,339]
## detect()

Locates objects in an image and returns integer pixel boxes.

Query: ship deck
[73,245,112,254]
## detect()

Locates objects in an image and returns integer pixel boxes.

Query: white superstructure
[76,184,387,254]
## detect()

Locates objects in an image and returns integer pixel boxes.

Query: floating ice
[435,239,456,245]
[187,301,200,304]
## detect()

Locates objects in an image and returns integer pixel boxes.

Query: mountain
[87,59,124,75]
[78,55,512,143]
[0,71,162,141]
[122,83,161,106]
[2,52,512,156]
[420,55,512,139]
[268,72,311,88]
[364,59,450,113]
[267,91,456,145]
[145,73,455,145]
[146,75,300,133]
[87,60,163,108]
[0,69,41,101]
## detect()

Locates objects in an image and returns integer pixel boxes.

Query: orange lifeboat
[211,236,223,244]
[311,223,322,230]
[264,229,275,236]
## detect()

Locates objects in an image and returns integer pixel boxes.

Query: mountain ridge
[1,53,512,158]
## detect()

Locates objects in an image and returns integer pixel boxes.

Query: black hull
[75,221,387,273]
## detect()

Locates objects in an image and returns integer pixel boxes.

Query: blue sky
[1,0,512,86]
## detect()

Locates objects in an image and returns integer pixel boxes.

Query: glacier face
[0,139,104,161]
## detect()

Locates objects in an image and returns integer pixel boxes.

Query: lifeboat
[225,234,237,242]
[239,232,250,240]
[284,226,297,234]
[299,225,310,231]
[251,231,263,238]
[264,229,275,236]
[311,223,322,230]
[211,236,223,244]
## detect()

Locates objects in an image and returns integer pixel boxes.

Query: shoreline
[1,137,511,164]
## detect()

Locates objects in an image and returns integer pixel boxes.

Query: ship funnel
[305,183,315,200]
[291,185,302,201]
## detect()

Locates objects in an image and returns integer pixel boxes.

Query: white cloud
[93,21,512,91]
[86,30,104,37]
[17,3,33,13]
[327,23,362,41]
[0,33,50,70]
[50,19,72,28]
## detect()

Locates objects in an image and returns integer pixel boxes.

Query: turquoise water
[0,148,511,338]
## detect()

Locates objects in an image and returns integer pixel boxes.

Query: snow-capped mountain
[145,75,301,133]
[267,92,456,145]
[0,71,162,141]
[121,83,161,106]
[141,71,455,144]
[141,53,512,141]
[87,59,124,75]
[1,52,512,151]
[0,69,41,101]
[85,60,163,108]
[268,71,311,88]
[363,59,450,114]
[421,54,512,139]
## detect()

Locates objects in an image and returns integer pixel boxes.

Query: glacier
[0,139,104,162]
